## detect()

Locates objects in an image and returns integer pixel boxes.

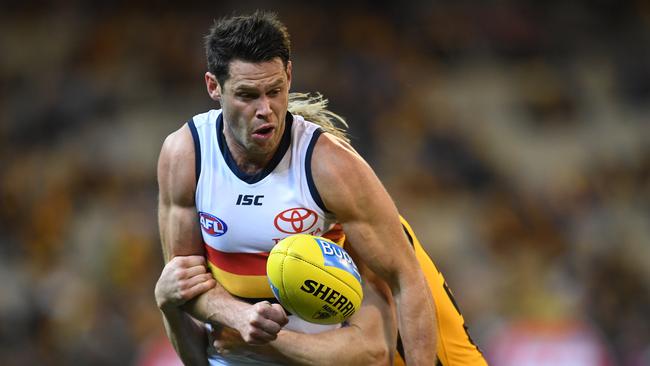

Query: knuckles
[178,288,192,300]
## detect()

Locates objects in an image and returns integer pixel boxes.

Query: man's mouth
[252,125,275,139]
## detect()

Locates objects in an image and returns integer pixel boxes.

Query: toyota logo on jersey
[274,208,318,234]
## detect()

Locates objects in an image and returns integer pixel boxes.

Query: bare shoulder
[158,124,196,207]
[311,133,368,191]
[311,133,392,221]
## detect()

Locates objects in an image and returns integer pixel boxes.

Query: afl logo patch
[199,212,228,237]
[274,208,318,234]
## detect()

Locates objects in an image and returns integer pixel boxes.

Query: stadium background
[1,0,648,364]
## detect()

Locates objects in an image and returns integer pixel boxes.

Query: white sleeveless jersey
[188,110,344,365]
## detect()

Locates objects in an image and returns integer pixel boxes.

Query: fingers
[268,303,289,326]
[243,323,278,344]
[254,301,286,322]
[156,255,215,309]
[255,302,288,327]
[178,263,210,280]
[184,272,215,288]
[239,301,288,344]
[180,275,216,299]
[168,255,210,281]
[171,255,206,267]
[169,256,209,278]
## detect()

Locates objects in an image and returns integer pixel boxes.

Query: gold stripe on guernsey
[399,217,487,366]
[207,261,274,299]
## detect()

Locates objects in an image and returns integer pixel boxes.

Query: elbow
[344,326,391,366]
[369,346,391,366]
[360,341,391,366]
[392,261,427,294]
[381,256,420,294]
[372,346,391,366]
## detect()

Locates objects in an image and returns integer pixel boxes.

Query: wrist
[204,295,249,331]
[155,287,181,312]
[159,301,184,315]
[212,307,245,333]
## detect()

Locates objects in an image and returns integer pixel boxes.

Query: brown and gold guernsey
[394,217,487,366]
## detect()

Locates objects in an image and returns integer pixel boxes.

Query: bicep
[312,136,413,284]
[157,126,204,262]
[159,200,204,262]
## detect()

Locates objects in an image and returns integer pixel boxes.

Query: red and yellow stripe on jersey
[204,246,273,299]
[395,217,487,366]
[204,225,346,301]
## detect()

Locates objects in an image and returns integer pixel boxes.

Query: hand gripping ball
[267,234,363,325]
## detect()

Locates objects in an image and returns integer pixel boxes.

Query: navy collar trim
[216,112,294,184]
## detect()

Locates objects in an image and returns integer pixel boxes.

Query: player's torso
[191,110,336,298]
[190,110,342,352]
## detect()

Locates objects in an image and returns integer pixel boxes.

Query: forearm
[394,272,438,365]
[183,284,249,330]
[160,306,209,366]
[268,326,389,366]
[238,277,394,366]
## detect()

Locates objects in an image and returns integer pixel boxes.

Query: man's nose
[256,96,272,119]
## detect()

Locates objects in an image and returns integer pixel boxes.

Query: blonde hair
[288,92,350,143]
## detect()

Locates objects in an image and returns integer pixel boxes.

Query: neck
[218,111,291,179]
[223,133,276,175]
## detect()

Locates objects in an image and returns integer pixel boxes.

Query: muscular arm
[270,275,395,365]
[214,264,397,365]
[157,125,286,346]
[155,256,216,366]
[273,250,397,365]
[157,253,398,365]
[311,134,438,365]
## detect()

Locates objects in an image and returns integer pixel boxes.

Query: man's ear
[205,72,221,101]
[286,61,292,91]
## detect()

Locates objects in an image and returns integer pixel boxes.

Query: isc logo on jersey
[199,212,227,236]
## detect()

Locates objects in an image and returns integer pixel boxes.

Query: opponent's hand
[155,255,216,311]
[236,301,288,344]
[210,326,246,356]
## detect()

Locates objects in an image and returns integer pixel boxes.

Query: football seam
[286,254,363,301]
[278,254,298,315]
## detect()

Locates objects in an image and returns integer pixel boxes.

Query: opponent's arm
[213,268,397,365]
[271,265,396,365]
[159,254,397,365]
[154,256,215,366]
[311,134,438,365]
[157,125,287,345]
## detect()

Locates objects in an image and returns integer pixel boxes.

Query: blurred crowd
[1,0,648,365]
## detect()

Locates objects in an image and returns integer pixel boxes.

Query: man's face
[219,58,291,159]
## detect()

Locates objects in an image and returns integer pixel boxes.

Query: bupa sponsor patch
[314,238,361,282]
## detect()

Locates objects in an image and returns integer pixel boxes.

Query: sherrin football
[267,234,363,325]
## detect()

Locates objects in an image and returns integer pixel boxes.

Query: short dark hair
[205,11,291,86]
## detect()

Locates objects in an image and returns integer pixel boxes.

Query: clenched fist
[236,300,288,344]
